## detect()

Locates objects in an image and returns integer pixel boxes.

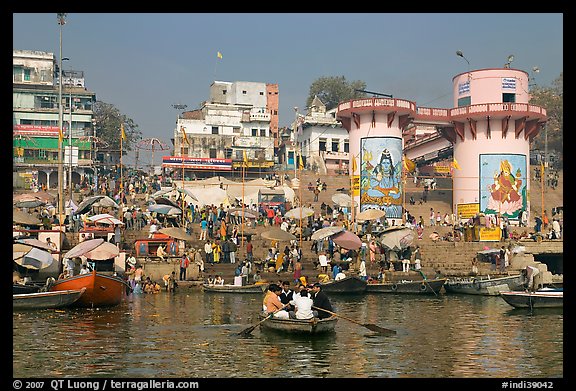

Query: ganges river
[13,289,563,379]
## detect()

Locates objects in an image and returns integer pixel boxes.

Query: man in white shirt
[204,240,214,265]
[289,288,314,319]
[280,219,289,232]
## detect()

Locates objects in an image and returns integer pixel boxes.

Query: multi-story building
[13,49,97,190]
[166,81,277,178]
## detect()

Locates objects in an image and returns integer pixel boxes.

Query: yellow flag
[121,123,127,141]
[243,150,248,164]
[298,154,304,170]
[217,51,223,59]
[181,127,189,145]
[453,157,462,170]
[351,155,357,173]
[403,155,416,172]
[58,127,64,143]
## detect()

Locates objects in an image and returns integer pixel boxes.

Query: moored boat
[13,288,86,310]
[49,270,130,307]
[444,274,526,296]
[259,314,338,334]
[202,283,268,293]
[366,278,447,294]
[13,283,42,294]
[500,289,563,309]
[319,275,367,294]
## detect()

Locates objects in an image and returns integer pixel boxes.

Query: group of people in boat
[263,280,334,320]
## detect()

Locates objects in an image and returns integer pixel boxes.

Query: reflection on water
[13,290,563,378]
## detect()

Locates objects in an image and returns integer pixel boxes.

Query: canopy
[356,208,386,222]
[14,198,46,208]
[83,241,120,260]
[154,197,181,209]
[149,204,182,215]
[158,227,195,242]
[64,238,105,259]
[261,227,297,242]
[331,230,362,250]
[15,238,54,251]
[75,195,118,215]
[284,207,314,220]
[311,226,345,241]
[331,193,356,208]
[227,208,258,219]
[376,227,415,251]
[13,244,54,270]
[13,210,42,226]
[89,213,124,225]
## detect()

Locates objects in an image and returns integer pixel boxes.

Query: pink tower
[440,68,547,224]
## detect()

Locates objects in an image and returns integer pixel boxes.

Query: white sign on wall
[458,81,470,95]
[502,78,516,90]
[64,146,79,166]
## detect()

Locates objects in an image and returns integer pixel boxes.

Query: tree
[92,101,142,151]
[529,73,563,155]
[306,76,368,111]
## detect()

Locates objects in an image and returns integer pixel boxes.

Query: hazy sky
[13,13,563,166]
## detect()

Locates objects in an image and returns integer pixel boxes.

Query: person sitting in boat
[335,270,347,281]
[288,286,314,320]
[317,273,330,283]
[207,275,215,285]
[310,283,335,320]
[263,283,290,319]
[214,275,224,285]
[79,264,90,275]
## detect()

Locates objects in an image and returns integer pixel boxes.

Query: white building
[169,81,277,177]
[295,96,349,175]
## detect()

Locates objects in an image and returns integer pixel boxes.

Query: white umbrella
[261,227,297,242]
[356,208,386,222]
[13,244,54,270]
[376,227,415,251]
[227,208,258,219]
[331,193,357,208]
[311,226,345,241]
[89,213,124,225]
[284,207,315,220]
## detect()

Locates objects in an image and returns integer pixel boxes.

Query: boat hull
[500,291,563,308]
[366,278,446,294]
[259,314,337,334]
[320,276,367,294]
[13,288,86,310]
[444,275,526,296]
[202,283,268,293]
[50,271,128,307]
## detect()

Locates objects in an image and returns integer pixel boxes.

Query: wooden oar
[238,305,287,337]
[312,306,396,335]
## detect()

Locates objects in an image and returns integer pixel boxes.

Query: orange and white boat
[49,238,130,307]
[50,270,130,307]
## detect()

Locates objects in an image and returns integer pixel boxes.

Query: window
[209,148,217,158]
[332,139,340,152]
[502,93,516,103]
[242,90,247,94]
[260,129,266,137]
[260,91,264,95]
[344,141,349,153]
[319,138,327,152]
[233,127,241,134]
[24,69,31,81]
[457,96,471,107]
[222,90,227,95]
[211,126,219,135]
[252,128,257,137]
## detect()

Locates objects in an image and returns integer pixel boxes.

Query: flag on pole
[181,127,189,145]
[351,155,357,173]
[243,150,248,164]
[403,155,416,172]
[217,51,223,59]
[452,157,462,170]
[121,123,127,141]
[58,127,64,143]
[298,154,304,170]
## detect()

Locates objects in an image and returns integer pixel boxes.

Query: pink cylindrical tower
[337,98,416,225]
[446,68,547,223]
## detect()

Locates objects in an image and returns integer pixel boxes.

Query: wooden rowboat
[366,278,447,294]
[259,314,338,334]
[319,275,367,294]
[500,289,563,309]
[202,283,268,293]
[13,288,86,310]
[49,270,130,307]
[444,274,526,296]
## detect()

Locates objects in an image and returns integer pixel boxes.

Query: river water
[13,289,563,379]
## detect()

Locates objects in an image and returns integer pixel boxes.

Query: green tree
[306,76,368,111]
[93,101,142,151]
[529,72,563,154]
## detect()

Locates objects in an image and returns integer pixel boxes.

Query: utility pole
[57,13,66,222]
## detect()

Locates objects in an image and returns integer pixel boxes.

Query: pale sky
[13,13,563,166]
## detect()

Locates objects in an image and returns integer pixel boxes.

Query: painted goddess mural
[360,137,403,219]
[480,154,527,220]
